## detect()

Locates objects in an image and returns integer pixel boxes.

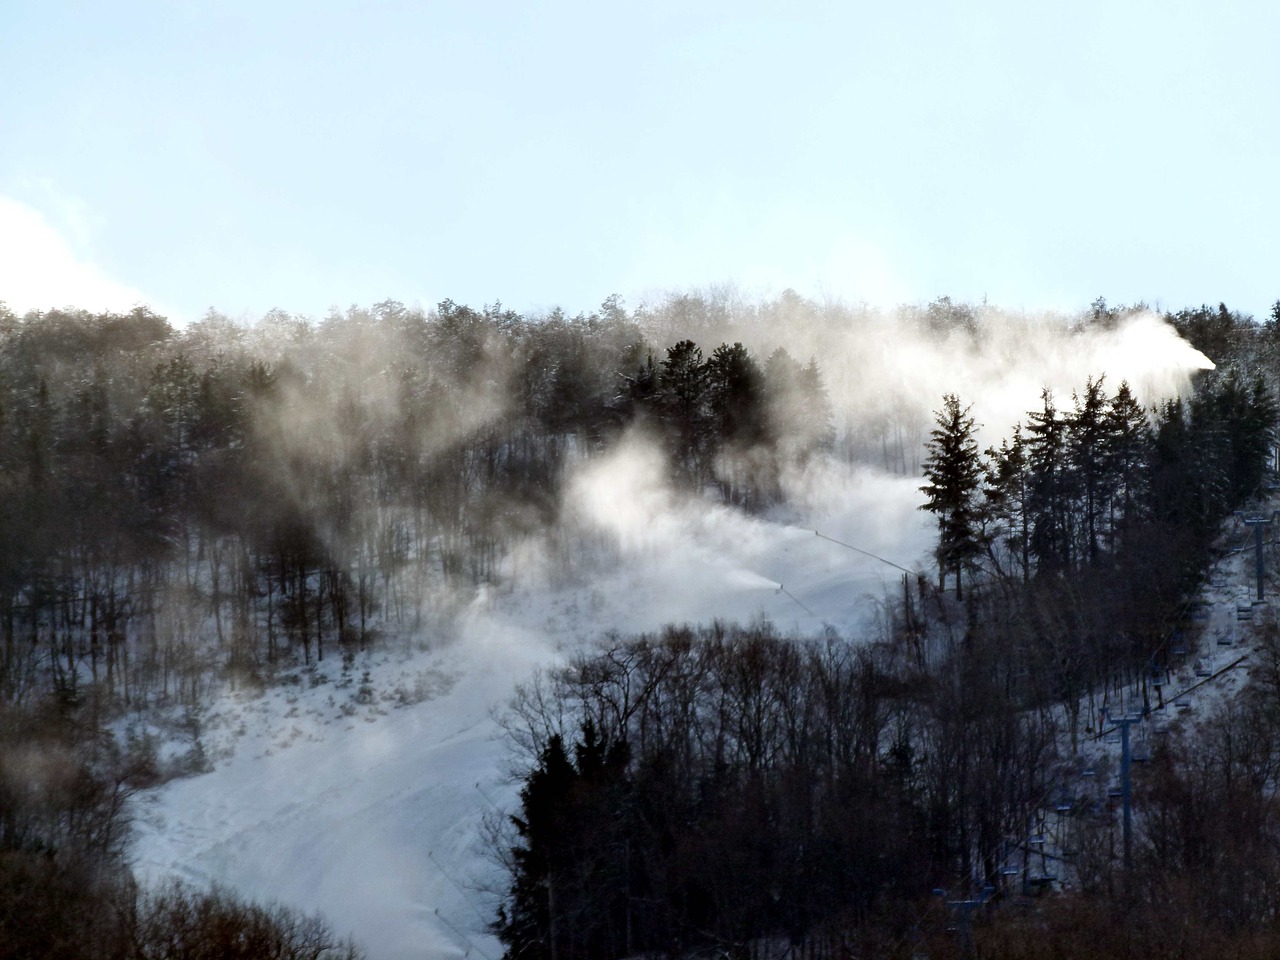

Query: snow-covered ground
[131,460,934,960]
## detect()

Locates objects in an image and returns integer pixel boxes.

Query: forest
[1,291,1279,958]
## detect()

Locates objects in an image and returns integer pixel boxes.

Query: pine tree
[497,734,578,960]
[705,342,766,503]
[656,340,711,485]
[983,426,1031,585]
[1024,389,1071,574]
[1102,380,1152,548]
[1066,375,1109,565]
[920,395,983,599]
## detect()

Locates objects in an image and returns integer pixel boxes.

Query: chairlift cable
[1155,653,1250,713]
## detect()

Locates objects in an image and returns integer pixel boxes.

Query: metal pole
[1257,522,1267,601]
[1120,720,1132,872]
[1105,709,1143,875]
[1242,516,1272,601]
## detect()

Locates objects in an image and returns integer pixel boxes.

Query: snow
[130,459,934,960]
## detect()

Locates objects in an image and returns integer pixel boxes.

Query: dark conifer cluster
[922,372,1276,597]
[497,625,1050,959]
[619,338,833,502]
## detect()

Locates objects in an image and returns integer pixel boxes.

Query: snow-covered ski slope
[131,457,933,960]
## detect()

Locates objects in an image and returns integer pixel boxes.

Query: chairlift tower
[1237,512,1276,601]
[1103,708,1147,873]
[934,884,993,959]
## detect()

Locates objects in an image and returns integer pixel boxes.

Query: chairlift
[1107,784,1123,798]
[1195,659,1212,677]
[1028,834,1046,846]
[1080,767,1097,778]
[1175,699,1192,712]
[1105,731,1121,744]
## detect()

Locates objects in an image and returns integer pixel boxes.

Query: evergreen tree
[1102,380,1152,548]
[705,342,767,504]
[983,426,1032,585]
[1024,389,1072,574]
[920,395,983,599]
[1066,375,1109,565]
[496,724,634,960]
[497,735,578,960]
[656,340,711,485]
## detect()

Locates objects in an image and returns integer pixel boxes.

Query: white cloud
[0,195,154,315]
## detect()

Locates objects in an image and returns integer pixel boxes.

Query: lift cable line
[810,529,918,576]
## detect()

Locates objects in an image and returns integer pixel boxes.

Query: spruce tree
[984,426,1031,585]
[1067,375,1109,565]
[496,735,578,960]
[1102,380,1152,548]
[920,395,983,599]
[1024,389,1071,574]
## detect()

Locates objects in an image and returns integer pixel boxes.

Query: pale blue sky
[2,1,1277,322]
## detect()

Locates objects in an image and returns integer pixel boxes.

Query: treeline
[919,369,1274,744]
[3,292,1274,714]
[0,298,830,707]
[926,371,1275,598]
